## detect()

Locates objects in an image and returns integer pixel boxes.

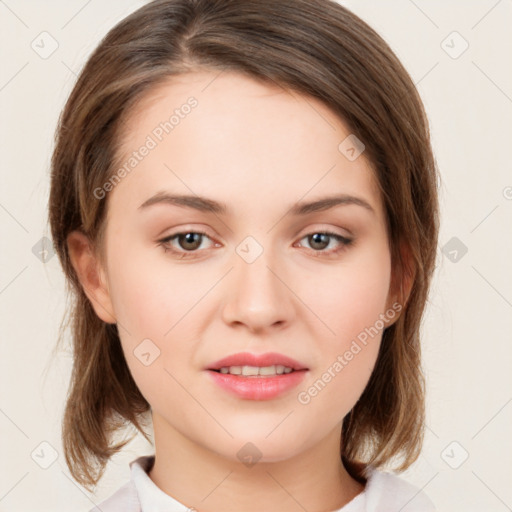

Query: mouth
[210,364,296,377]
[205,352,309,400]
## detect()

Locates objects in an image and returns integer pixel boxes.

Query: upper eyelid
[159,221,352,239]
[159,226,351,240]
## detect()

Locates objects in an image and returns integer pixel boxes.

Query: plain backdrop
[0,1,511,511]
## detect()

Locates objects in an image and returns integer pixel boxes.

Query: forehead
[110,69,383,219]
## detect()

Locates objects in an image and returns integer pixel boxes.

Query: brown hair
[49,0,439,491]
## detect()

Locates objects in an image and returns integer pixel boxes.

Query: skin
[68,70,407,512]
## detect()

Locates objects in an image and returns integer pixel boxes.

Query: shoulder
[363,469,437,512]
[88,479,141,512]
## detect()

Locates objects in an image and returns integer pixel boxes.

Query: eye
[296,231,353,256]
[158,229,353,260]
[158,230,216,258]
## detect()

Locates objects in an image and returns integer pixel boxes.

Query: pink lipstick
[205,352,308,400]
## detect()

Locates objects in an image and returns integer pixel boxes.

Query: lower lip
[206,370,307,400]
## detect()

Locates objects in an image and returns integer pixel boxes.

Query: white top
[89,455,436,512]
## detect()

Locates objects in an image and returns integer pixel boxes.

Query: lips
[205,352,309,400]
[207,352,308,371]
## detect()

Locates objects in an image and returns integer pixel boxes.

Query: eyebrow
[138,192,375,216]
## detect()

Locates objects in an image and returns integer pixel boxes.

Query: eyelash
[158,229,353,259]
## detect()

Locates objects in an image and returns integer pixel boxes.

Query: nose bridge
[222,236,293,330]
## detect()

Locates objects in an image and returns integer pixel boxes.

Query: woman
[49,0,439,510]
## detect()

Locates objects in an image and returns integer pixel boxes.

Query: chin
[205,427,315,465]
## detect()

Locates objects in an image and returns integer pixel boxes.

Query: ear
[385,240,415,327]
[66,230,116,324]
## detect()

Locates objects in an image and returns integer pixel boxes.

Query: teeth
[260,365,278,376]
[242,365,260,376]
[217,365,295,376]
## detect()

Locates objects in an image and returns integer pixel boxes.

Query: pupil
[181,233,201,250]
[310,233,329,250]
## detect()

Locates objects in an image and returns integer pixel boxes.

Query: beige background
[1,1,511,511]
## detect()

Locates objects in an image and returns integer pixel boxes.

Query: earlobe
[66,230,117,324]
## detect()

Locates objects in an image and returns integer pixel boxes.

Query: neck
[148,414,365,512]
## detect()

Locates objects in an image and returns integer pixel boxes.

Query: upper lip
[207,352,308,371]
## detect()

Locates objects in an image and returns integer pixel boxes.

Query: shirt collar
[130,455,192,512]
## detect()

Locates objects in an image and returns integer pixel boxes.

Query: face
[89,70,397,462]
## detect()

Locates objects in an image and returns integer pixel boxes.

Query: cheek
[105,244,208,400]
[304,247,392,346]
[106,241,198,337]
[295,248,391,409]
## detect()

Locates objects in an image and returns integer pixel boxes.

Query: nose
[221,249,295,334]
